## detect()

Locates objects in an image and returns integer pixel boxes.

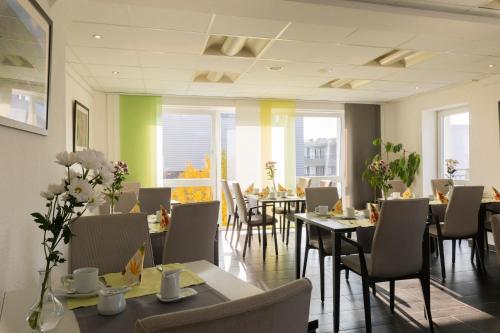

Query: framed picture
[0,0,52,135]
[73,101,89,152]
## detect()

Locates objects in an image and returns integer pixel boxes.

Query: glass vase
[26,270,64,332]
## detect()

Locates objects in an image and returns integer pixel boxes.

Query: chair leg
[471,240,476,264]
[438,238,446,281]
[361,275,372,333]
[419,275,434,333]
[235,219,242,246]
[434,238,439,258]
[389,280,395,313]
[272,224,278,256]
[474,237,486,272]
[345,269,349,280]
[319,251,325,304]
[224,215,231,238]
[257,226,261,244]
[286,219,292,246]
[302,247,309,277]
[242,226,250,258]
[452,239,456,264]
[371,282,376,296]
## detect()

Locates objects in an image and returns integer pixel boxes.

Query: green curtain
[120,95,162,187]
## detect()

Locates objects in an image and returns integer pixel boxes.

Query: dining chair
[139,187,172,214]
[98,191,138,215]
[340,199,433,333]
[429,186,484,281]
[162,201,220,265]
[387,179,406,196]
[431,178,453,196]
[319,179,333,187]
[135,278,312,333]
[122,181,141,197]
[69,213,154,274]
[221,180,239,245]
[303,187,356,303]
[233,182,278,259]
[490,214,500,264]
[281,177,312,245]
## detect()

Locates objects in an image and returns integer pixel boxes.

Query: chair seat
[341,254,372,275]
[309,238,358,255]
[248,214,277,226]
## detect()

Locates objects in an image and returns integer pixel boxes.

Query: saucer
[156,288,198,303]
[55,281,105,298]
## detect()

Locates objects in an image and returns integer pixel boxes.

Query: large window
[295,113,342,178]
[438,107,470,180]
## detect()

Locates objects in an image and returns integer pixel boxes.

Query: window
[438,107,470,180]
[295,113,342,178]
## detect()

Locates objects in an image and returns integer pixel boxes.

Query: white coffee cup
[253,188,260,195]
[391,192,401,199]
[268,192,277,199]
[362,209,370,218]
[62,267,99,294]
[97,287,129,316]
[315,205,328,215]
[160,269,181,299]
[345,207,355,218]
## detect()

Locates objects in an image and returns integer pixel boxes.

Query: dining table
[245,194,306,261]
[0,260,262,333]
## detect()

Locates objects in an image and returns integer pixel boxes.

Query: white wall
[382,76,500,196]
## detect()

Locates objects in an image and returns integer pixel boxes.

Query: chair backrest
[305,187,339,212]
[162,201,220,265]
[69,213,154,274]
[319,180,332,187]
[431,179,453,195]
[221,180,236,215]
[98,191,138,215]
[490,214,500,264]
[297,177,311,191]
[139,187,172,214]
[123,181,141,197]
[135,278,312,333]
[232,183,249,222]
[443,186,484,237]
[370,198,429,278]
[387,180,406,195]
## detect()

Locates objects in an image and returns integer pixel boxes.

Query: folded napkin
[121,244,145,286]
[436,191,449,204]
[129,201,141,213]
[493,187,500,201]
[369,203,379,225]
[245,183,254,194]
[402,188,412,199]
[260,186,270,198]
[160,204,170,229]
[278,183,287,192]
[332,199,343,215]
[296,186,305,198]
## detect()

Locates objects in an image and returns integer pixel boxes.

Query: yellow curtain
[260,100,296,190]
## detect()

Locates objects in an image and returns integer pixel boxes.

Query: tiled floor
[217,228,500,332]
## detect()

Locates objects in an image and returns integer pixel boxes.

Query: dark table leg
[333,232,341,333]
[295,217,303,279]
[262,202,267,262]
[477,203,486,271]
[421,226,434,332]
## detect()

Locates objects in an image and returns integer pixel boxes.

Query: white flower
[100,169,114,186]
[86,192,106,210]
[48,183,65,195]
[67,178,93,203]
[75,149,101,170]
[55,151,76,167]
[40,191,55,200]
[68,170,82,181]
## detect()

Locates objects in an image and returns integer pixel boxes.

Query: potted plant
[265,161,277,193]
[102,161,129,213]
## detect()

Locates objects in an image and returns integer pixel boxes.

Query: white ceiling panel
[358,80,411,91]
[210,15,288,38]
[144,80,190,91]
[72,2,130,26]
[250,60,355,77]
[341,29,415,48]
[410,53,488,71]
[68,63,93,78]
[399,35,465,52]
[343,65,403,80]
[280,23,356,43]
[384,68,485,83]
[138,52,198,68]
[133,28,206,54]
[237,72,328,87]
[97,77,145,90]
[453,40,500,57]
[142,68,194,81]
[86,64,143,79]
[68,23,135,49]
[194,55,254,73]
[128,5,212,32]
[66,47,80,63]
[72,47,140,66]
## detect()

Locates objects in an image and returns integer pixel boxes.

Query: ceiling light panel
[210,15,289,39]
[280,23,356,43]
[368,49,436,68]
[193,71,239,83]
[128,5,212,32]
[203,35,270,58]
[320,78,373,89]
[341,29,415,48]
[134,29,206,54]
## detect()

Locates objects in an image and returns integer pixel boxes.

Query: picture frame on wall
[73,101,89,152]
[0,0,52,135]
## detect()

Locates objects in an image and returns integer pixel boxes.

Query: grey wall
[345,103,381,209]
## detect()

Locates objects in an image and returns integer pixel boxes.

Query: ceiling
[65,0,500,103]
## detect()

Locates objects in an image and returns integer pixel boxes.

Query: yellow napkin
[402,188,412,199]
[278,183,287,192]
[333,199,343,215]
[122,244,145,286]
[260,186,270,198]
[245,183,254,194]
[129,201,141,213]
[296,186,305,198]
[67,264,204,310]
[160,204,170,229]
[436,191,449,204]
[493,187,500,201]
[369,203,379,225]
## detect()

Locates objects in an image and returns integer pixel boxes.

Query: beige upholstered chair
[122,181,141,197]
[319,179,332,187]
[233,182,278,259]
[135,279,312,333]
[69,213,154,274]
[221,180,239,245]
[139,187,172,214]
[429,186,484,281]
[98,191,138,215]
[162,201,220,265]
[297,177,311,190]
[431,178,453,196]
[387,180,406,196]
[341,199,432,332]
[490,214,500,264]
[303,187,356,302]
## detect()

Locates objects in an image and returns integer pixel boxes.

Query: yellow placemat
[336,218,373,228]
[67,263,204,310]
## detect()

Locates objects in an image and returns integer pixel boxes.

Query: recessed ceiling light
[266,65,283,71]
[489,64,494,68]
[415,86,420,90]
[112,71,119,75]
[93,34,103,39]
